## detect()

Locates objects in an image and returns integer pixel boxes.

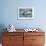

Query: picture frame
[17,7,34,19]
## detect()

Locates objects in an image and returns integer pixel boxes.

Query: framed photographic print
[17,7,34,19]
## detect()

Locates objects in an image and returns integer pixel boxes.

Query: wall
[0,0,46,43]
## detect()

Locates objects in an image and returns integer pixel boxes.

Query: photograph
[18,7,34,19]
